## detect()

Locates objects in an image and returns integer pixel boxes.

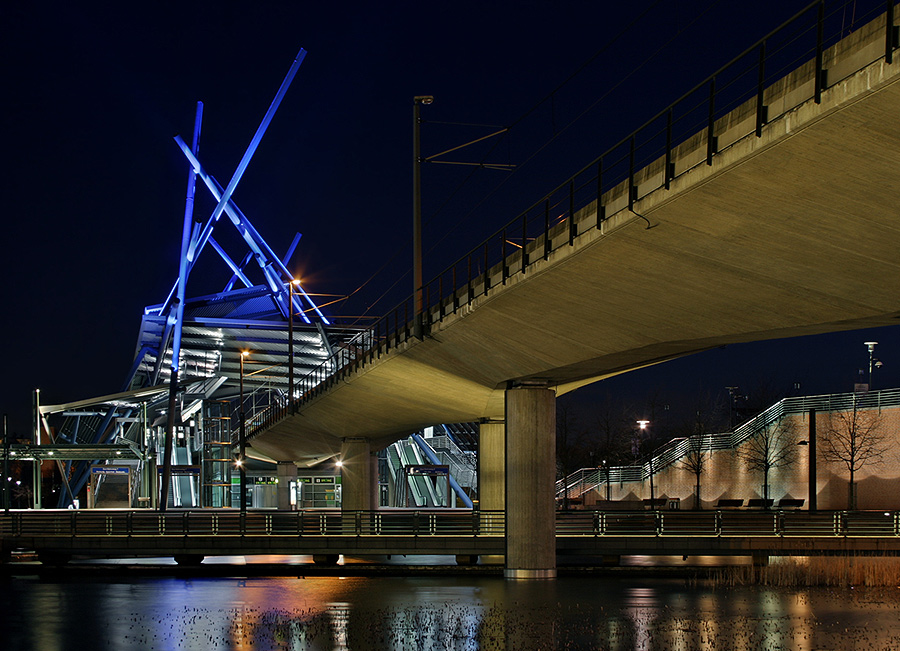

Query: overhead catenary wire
[423,0,725,256]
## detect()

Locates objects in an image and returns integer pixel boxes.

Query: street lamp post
[413,95,433,333]
[239,350,248,514]
[3,413,9,514]
[864,341,880,389]
[288,279,300,414]
[603,459,611,502]
[637,420,653,509]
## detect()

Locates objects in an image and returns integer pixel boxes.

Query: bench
[777,498,805,508]
[747,498,775,508]
[716,498,744,508]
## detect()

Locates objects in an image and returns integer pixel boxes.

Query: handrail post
[707,77,717,165]
[501,229,508,284]
[596,158,604,227]
[483,242,490,295]
[452,266,459,312]
[568,180,576,246]
[521,213,528,275]
[756,41,767,137]
[665,109,673,188]
[543,199,551,259]
[628,136,637,209]
[466,254,473,304]
[888,0,896,64]
[815,0,824,104]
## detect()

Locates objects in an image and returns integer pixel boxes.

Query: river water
[4,560,900,650]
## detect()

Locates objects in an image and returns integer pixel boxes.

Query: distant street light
[603,459,611,502]
[3,413,9,514]
[726,386,740,428]
[239,350,249,514]
[637,420,654,509]
[864,341,882,389]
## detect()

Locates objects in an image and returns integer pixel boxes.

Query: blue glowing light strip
[206,48,306,229]
[209,236,254,288]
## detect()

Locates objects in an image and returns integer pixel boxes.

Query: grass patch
[707,556,900,587]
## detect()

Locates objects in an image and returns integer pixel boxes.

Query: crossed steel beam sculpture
[157,47,328,511]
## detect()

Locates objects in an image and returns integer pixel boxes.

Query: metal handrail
[4,508,900,540]
[557,387,900,498]
[0,509,506,538]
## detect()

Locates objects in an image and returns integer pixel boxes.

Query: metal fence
[5,508,900,540]
[0,509,505,538]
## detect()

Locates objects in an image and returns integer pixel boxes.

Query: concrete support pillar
[340,438,376,511]
[505,385,556,579]
[478,419,505,512]
[276,461,298,510]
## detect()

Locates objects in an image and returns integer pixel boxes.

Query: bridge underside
[251,25,900,465]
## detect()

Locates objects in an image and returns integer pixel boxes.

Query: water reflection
[4,574,900,649]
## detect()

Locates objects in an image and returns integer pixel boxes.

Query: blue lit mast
[160,101,203,512]
[159,48,317,511]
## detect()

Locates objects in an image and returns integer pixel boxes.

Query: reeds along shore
[707,557,900,588]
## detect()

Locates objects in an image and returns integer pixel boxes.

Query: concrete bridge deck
[250,10,900,466]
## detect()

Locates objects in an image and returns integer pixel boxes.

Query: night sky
[3,0,897,438]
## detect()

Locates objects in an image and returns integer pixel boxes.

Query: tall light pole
[413,95,433,329]
[603,459,611,502]
[637,420,653,509]
[3,413,9,514]
[864,341,879,389]
[239,350,249,514]
[288,279,300,413]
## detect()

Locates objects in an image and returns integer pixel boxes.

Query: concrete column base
[340,438,376,512]
[505,385,556,579]
[504,568,557,579]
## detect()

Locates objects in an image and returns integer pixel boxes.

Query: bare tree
[680,429,710,510]
[820,398,886,510]
[740,417,798,508]
[676,394,726,510]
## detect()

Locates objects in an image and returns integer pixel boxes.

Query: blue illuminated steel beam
[172,140,329,324]
[281,232,302,266]
[207,48,306,232]
[209,236,254,288]
[161,100,203,513]
[224,251,255,292]
[158,48,313,322]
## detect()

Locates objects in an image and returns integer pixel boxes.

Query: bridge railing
[0,509,507,539]
[5,509,900,540]
[271,0,898,424]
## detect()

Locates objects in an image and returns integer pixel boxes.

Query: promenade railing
[4,508,900,540]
